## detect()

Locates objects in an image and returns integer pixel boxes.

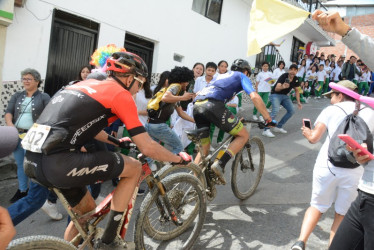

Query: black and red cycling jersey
[36,79,145,154]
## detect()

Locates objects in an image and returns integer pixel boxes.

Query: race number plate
[21,123,51,153]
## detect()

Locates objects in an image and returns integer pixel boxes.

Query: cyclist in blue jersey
[193,59,276,184]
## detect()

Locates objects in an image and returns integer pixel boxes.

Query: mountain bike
[8,142,206,250]
[158,119,265,201]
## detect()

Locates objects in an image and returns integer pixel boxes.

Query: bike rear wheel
[134,173,206,250]
[231,136,265,200]
[7,235,76,250]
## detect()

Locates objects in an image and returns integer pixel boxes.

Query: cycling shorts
[25,150,124,207]
[193,99,243,145]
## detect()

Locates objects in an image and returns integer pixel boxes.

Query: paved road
[0,97,335,249]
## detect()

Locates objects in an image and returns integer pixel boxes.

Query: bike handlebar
[241,119,266,129]
[108,135,137,149]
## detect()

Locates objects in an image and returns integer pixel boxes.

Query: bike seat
[24,161,53,188]
[185,127,210,141]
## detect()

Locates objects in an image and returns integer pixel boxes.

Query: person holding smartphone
[291,80,374,250]
[311,9,374,249]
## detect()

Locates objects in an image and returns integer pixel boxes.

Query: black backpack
[328,101,373,168]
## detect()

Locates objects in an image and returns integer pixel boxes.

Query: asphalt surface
[0,97,335,249]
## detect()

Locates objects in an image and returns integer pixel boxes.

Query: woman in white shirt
[358,65,371,96]
[296,59,307,82]
[267,60,286,109]
[305,65,318,97]
[272,60,286,81]
[323,59,332,94]
[254,62,273,121]
[135,80,153,126]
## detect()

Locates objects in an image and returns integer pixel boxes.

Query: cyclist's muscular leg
[212,127,249,184]
[194,141,210,164]
[64,191,96,243]
[101,155,141,244]
[111,155,142,211]
[225,127,249,157]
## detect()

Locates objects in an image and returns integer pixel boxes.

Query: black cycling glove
[264,118,277,128]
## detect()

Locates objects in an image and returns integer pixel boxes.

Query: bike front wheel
[231,136,265,200]
[134,173,206,250]
[7,235,76,250]
[157,162,206,189]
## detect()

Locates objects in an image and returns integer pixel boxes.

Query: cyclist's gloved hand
[172,152,192,165]
[118,137,132,149]
[264,118,277,128]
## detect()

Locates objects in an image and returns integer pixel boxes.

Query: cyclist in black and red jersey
[22,51,189,247]
[193,59,276,184]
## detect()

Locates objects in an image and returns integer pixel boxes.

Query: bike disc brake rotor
[167,189,185,209]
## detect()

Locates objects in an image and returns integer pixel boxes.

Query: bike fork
[155,176,183,226]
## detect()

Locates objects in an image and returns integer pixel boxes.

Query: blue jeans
[8,181,49,226]
[269,93,295,129]
[145,122,183,154]
[14,139,29,192]
[368,82,374,96]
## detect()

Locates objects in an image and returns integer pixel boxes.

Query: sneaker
[258,116,265,122]
[42,200,63,220]
[252,115,258,121]
[211,161,226,185]
[94,227,128,249]
[210,146,215,152]
[317,96,321,99]
[273,127,287,134]
[137,189,146,196]
[10,189,28,203]
[262,129,275,138]
[267,108,271,112]
[291,240,305,250]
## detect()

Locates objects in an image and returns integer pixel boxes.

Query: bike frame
[195,120,256,169]
[53,156,156,249]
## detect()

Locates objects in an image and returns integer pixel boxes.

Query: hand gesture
[312,10,350,36]
[182,92,194,101]
[0,206,16,250]
[348,143,372,165]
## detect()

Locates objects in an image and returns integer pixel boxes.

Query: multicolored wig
[90,44,126,71]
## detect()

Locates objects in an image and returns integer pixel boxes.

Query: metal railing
[285,0,328,14]
[254,45,285,73]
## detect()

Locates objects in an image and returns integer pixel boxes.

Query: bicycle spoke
[135,173,206,250]
[231,137,265,200]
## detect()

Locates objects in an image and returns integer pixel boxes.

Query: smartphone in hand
[338,134,374,160]
[303,119,311,129]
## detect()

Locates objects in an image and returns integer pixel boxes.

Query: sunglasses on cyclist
[134,76,145,89]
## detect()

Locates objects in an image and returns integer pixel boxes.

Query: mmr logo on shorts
[67,164,108,177]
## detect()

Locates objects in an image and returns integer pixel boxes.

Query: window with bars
[192,0,223,24]
[290,37,305,64]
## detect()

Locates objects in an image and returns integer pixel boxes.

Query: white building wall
[3,0,253,81]
[3,0,53,81]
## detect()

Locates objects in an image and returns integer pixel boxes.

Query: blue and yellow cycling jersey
[194,71,255,103]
